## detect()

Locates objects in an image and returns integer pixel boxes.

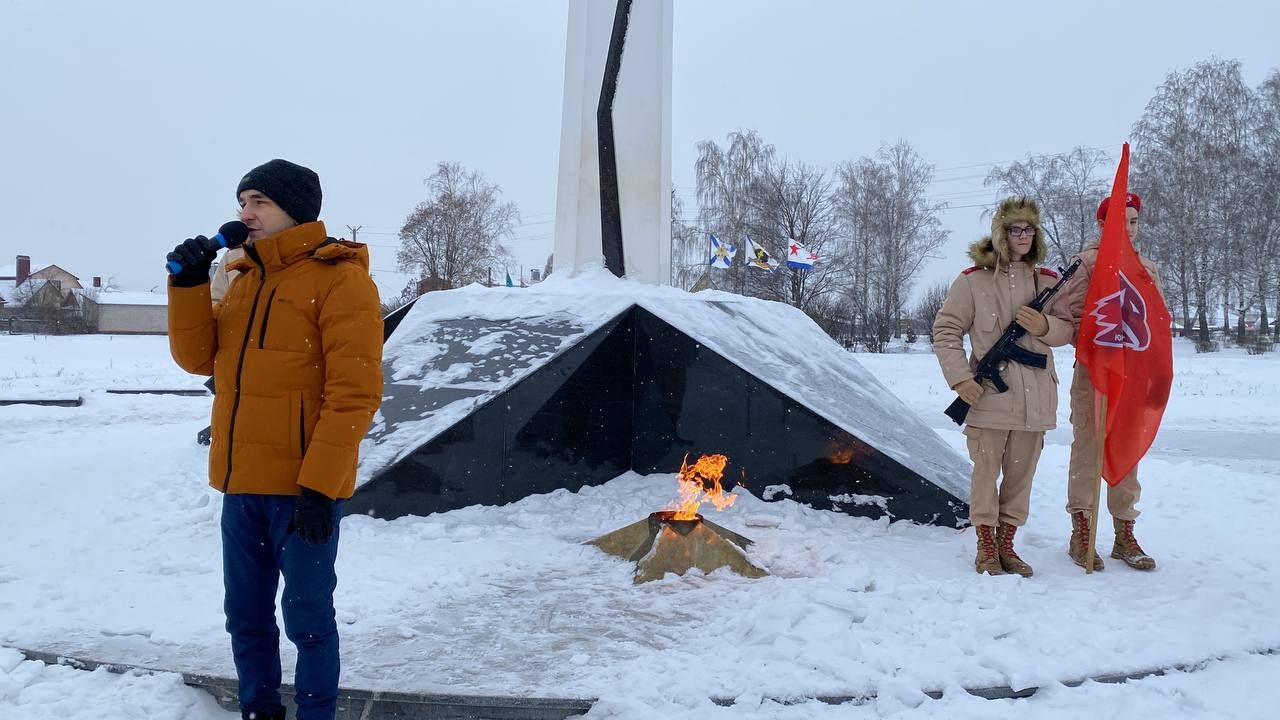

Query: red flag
[1075,143,1173,485]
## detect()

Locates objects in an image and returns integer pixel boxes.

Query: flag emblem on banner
[1088,271,1152,350]
[744,236,779,272]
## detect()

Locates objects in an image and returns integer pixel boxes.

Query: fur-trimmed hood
[967,196,1047,269]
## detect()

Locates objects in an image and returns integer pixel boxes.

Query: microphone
[165,221,250,275]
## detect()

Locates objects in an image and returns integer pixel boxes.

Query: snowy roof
[358,269,970,498]
[0,279,13,304]
[86,291,168,306]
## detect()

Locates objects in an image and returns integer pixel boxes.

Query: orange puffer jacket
[168,221,383,499]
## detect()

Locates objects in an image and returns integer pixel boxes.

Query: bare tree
[913,280,950,344]
[874,140,950,338]
[1248,70,1280,345]
[833,157,885,345]
[805,294,857,347]
[1132,59,1253,347]
[695,130,776,293]
[396,162,518,302]
[742,159,843,310]
[669,189,705,290]
[833,141,948,349]
[985,146,1111,267]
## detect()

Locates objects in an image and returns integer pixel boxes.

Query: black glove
[289,487,335,545]
[167,236,217,288]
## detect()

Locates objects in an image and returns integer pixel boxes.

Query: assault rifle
[944,258,1082,426]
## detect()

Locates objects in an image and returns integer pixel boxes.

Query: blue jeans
[221,494,344,720]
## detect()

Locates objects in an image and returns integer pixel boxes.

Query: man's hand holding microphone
[166,221,249,287]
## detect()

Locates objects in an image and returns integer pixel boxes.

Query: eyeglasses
[1007,226,1036,237]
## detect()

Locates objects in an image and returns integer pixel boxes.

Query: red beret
[1097,192,1142,221]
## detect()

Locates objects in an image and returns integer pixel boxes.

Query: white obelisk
[552,0,673,285]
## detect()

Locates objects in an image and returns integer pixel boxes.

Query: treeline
[674,57,1280,354]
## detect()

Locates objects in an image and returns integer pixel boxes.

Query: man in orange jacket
[167,159,383,720]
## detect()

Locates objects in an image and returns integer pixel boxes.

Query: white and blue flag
[708,233,736,269]
[786,239,819,270]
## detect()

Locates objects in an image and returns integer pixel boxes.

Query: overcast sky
[2,0,1277,299]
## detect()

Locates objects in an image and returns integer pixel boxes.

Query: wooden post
[1084,396,1108,574]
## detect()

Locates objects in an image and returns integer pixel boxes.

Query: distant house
[27,264,81,292]
[20,280,67,310]
[1,253,170,335]
[0,254,87,313]
[81,291,168,334]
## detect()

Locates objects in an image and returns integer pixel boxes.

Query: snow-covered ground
[2,330,1278,718]
[0,647,234,720]
[3,647,1277,720]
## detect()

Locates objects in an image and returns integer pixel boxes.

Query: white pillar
[552,0,673,285]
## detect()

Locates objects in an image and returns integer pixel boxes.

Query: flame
[826,435,873,465]
[667,454,737,520]
[828,445,854,465]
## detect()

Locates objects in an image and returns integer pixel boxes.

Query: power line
[366,144,1125,258]
[360,145,1122,255]
[929,143,1121,175]
[360,216,557,233]
[672,141,1124,202]
[353,213,559,237]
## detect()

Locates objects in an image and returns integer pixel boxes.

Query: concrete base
[105,388,210,396]
[17,646,1277,716]
[15,648,592,720]
[0,397,82,407]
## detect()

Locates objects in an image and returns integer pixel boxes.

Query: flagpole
[1084,395,1107,575]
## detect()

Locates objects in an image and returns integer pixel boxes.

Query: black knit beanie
[236,159,322,224]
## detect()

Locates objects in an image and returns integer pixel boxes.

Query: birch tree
[1131,60,1253,345]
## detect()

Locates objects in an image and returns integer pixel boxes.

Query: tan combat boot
[996,523,1033,577]
[1068,511,1104,571]
[1111,518,1156,570]
[975,525,1004,575]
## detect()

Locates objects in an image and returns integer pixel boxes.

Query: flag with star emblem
[785,238,818,270]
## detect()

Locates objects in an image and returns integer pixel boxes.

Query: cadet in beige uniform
[1057,192,1159,571]
[933,197,1074,576]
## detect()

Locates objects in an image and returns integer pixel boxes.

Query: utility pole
[346,224,362,242]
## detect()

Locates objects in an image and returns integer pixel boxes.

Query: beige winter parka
[933,198,1075,432]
